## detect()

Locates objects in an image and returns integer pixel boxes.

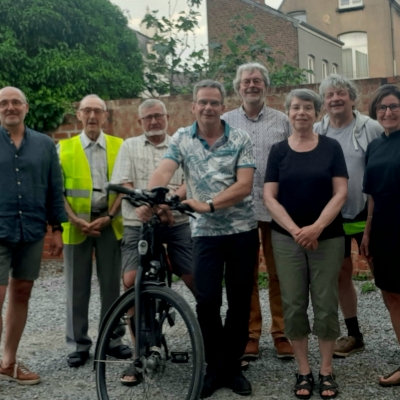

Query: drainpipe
[390,0,397,76]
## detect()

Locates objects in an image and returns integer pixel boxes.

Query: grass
[352,273,370,281]
[361,281,377,293]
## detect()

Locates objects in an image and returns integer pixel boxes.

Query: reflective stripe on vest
[59,134,124,244]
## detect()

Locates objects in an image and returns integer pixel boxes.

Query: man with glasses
[110,99,195,384]
[0,86,66,384]
[142,80,259,398]
[315,75,382,357]
[58,94,129,367]
[222,63,294,364]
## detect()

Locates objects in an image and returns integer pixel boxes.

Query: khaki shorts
[0,238,44,285]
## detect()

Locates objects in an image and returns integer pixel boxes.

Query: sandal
[294,372,314,399]
[379,366,400,387]
[318,374,339,400]
[120,364,142,387]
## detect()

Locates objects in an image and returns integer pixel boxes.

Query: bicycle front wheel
[95,285,204,400]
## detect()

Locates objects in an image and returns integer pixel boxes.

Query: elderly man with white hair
[222,63,294,364]
[58,94,128,368]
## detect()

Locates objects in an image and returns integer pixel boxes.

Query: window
[339,0,363,8]
[288,11,307,23]
[332,63,338,74]
[322,60,328,79]
[338,32,368,79]
[307,56,315,83]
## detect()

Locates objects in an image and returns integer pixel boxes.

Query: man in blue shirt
[0,86,67,385]
[142,80,259,398]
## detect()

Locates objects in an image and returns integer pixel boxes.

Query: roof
[240,0,343,45]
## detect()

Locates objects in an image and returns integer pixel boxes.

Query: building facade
[280,0,400,79]
[207,0,343,83]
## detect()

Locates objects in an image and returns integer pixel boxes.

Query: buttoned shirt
[79,131,109,210]
[111,134,188,227]
[222,105,291,222]
[57,131,109,211]
[164,121,257,237]
[0,126,67,242]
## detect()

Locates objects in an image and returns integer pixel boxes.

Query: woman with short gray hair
[264,88,348,399]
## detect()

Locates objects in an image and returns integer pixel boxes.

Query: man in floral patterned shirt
[141,79,259,398]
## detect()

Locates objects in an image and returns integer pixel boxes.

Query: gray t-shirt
[325,120,366,219]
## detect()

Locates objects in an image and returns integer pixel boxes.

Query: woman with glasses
[264,89,348,400]
[361,84,400,387]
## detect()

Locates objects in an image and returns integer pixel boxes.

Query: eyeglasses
[290,105,315,112]
[0,99,26,109]
[376,103,400,113]
[195,100,222,107]
[141,113,166,122]
[79,108,105,115]
[240,78,264,87]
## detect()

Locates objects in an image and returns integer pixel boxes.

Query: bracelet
[107,214,115,220]
[206,199,215,213]
[367,215,373,219]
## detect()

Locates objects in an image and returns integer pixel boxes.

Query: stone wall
[45,76,400,276]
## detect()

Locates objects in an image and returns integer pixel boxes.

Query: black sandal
[294,372,314,399]
[318,374,339,399]
[120,364,142,387]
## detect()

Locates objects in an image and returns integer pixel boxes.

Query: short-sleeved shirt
[222,105,291,222]
[111,134,188,227]
[265,135,348,240]
[363,130,400,203]
[164,121,257,237]
[0,126,67,242]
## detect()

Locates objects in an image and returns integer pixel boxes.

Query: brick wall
[45,76,400,273]
[207,0,299,69]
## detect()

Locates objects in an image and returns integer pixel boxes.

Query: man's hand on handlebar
[155,204,175,226]
[182,199,211,214]
[135,204,175,226]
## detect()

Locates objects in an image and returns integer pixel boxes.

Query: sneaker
[242,338,259,360]
[225,371,252,396]
[274,337,295,359]
[0,361,41,385]
[333,335,365,357]
[200,371,222,398]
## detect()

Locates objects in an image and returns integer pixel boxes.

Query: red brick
[53,132,69,139]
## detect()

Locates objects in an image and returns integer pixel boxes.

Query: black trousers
[192,229,259,374]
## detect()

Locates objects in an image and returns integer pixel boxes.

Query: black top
[363,130,400,220]
[0,126,67,242]
[265,135,348,240]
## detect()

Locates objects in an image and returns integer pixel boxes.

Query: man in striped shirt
[222,63,294,363]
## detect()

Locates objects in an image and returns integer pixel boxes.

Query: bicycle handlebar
[105,183,195,217]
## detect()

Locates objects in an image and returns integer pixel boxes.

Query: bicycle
[94,185,205,400]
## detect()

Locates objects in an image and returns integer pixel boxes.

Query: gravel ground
[1,260,400,400]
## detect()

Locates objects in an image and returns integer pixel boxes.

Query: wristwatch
[52,225,64,233]
[205,199,215,213]
[107,214,115,220]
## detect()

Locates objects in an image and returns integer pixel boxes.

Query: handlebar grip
[105,183,140,196]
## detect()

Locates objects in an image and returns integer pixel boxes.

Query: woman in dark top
[264,89,348,400]
[361,84,400,387]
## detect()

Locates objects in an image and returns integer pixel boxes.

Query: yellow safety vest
[59,134,123,244]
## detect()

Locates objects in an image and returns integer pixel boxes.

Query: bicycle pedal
[170,351,189,363]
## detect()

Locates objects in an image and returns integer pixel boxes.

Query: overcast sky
[110,0,283,51]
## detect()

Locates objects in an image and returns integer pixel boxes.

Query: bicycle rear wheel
[95,285,204,400]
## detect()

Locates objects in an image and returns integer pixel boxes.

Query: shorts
[344,231,364,258]
[121,224,193,277]
[0,238,45,285]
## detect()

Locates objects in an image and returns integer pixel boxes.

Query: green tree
[142,3,309,95]
[0,0,144,132]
